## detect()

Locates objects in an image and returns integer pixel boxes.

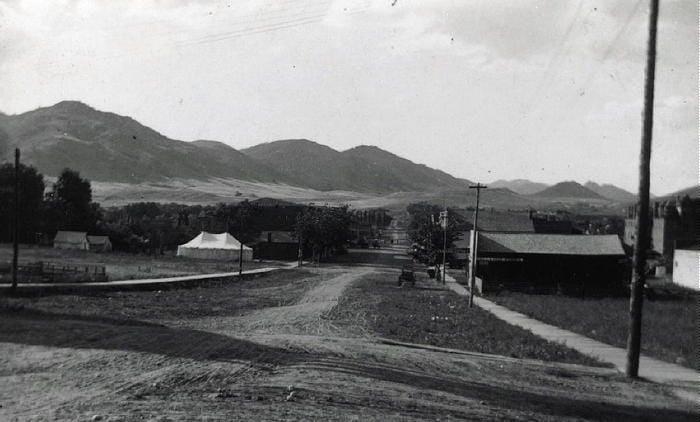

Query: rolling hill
[584,181,636,202]
[0,102,472,195]
[489,179,549,195]
[241,140,471,193]
[0,101,288,183]
[533,181,606,200]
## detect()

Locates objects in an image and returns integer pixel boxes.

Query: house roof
[179,232,252,250]
[87,235,111,245]
[478,232,624,256]
[54,231,88,243]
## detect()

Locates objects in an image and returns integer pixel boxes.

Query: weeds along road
[0,248,696,421]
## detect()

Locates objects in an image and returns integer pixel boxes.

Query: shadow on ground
[0,308,304,365]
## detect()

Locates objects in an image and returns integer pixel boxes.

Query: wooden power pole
[626,0,660,378]
[468,183,487,307]
[11,148,20,293]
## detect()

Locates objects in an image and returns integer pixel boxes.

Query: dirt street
[0,251,696,421]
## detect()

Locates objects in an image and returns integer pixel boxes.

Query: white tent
[177,232,253,261]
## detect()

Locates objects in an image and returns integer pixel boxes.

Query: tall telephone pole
[468,183,487,307]
[11,148,19,293]
[626,0,660,378]
[440,207,448,284]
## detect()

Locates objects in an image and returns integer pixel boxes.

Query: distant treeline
[0,162,392,258]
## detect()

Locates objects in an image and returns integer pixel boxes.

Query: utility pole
[238,212,244,276]
[626,0,659,378]
[440,207,448,284]
[11,148,19,294]
[468,183,487,307]
[297,233,303,267]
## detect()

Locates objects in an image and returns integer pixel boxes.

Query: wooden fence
[0,262,108,283]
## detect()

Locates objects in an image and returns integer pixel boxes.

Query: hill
[242,140,470,193]
[0,102,474,195]
[0,101,288,183]
[490,179,549,195]
[651,185,699,202]
[533,181,606,200]
[584,181,636,202]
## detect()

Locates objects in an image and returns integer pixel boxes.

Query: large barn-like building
[471,232,627,295]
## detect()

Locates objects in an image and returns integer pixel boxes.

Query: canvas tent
[177,232,253,261]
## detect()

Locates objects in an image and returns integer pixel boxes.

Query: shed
[87,235,112,252]
[672,249,699,291]
[53,231,89,251]
[255,231,299,260]
[177,232,253,261]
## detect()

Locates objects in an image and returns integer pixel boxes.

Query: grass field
[0,244,283,281]
[330,270,609,367]
[1,269,319,322]
[489,291,697,369]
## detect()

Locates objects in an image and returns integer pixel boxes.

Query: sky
[0,0,696,195]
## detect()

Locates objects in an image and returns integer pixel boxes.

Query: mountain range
[490,179,638,202]
[0,101,469,195]
[0,101,688,208]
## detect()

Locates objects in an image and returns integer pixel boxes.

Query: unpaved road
[0,259,696,421]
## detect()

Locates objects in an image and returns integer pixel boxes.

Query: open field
[1,253,696,420]
[329,271,608,367]
[0,244,280,281]
[489,291,697,370]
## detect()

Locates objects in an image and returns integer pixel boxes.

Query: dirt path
[236,267,372,336]
[1,263,696,421]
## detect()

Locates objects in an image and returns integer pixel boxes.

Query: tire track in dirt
[237,267,373,336]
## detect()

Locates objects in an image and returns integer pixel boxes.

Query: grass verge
[329,271,610,367]
[489,291,697,369]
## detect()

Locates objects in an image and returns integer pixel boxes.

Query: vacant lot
[330,270,608,367]
[0,244,280,281]
[1,265,695,421]
[490,292,697,369]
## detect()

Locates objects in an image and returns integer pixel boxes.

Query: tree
[407,202,462,266]
[295,205,352,262]
[0,163,45,243]
[45,168,101,233]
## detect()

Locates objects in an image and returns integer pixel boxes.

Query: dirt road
[0,256,696,421]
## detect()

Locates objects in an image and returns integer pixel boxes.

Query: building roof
[477,212,535,232]
[54,231,88,243]
[179,232,252,250]
[87,235,111,245]
[259,231,296,243]
[478,232,625,256]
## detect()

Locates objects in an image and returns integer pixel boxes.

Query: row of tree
[0,164,99,243]
[0,162,357,261]
[406,202,464,266]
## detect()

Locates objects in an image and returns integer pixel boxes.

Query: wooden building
[473,232,627,295]
[254,231,300,260]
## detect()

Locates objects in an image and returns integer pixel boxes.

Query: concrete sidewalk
[0,262,297,290]
[444,275,698,386]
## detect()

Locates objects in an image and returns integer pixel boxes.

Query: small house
[53,231,89,251]
[87,235,112,252]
